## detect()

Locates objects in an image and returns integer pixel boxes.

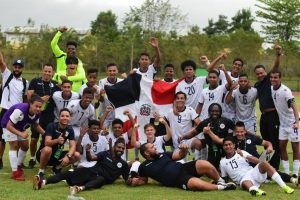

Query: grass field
[0,95,299,200]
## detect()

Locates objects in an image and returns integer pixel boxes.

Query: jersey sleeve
[67,127,75,140]
[195,121,205,133]
[254,135,263,145]
[9,109,24,124]
[284,87,294,105]
[45,123,55,137]
[28,78,37,91]
[189,107,199,120]
[199,90,205,104]
[96,151,107,161]
[50,31,65,58]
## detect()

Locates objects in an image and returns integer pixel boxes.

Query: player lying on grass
[220,137,294,196]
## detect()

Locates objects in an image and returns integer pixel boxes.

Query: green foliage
[230,8,254,32]
[203,15,230,35]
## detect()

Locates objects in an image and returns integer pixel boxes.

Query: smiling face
[208,104,221,120]
[232,60,243,74]
[238,76,249,90]
[174,93,186,108]
[112,123,123,138]
[270,72,281,88]
[67,45,76,56]
[145,125,156,140]
[208,72,219,86]
[139,55,150,69]
[235,126,246,140]
[183,66,195,78]
[87,72,97,86]
[107,65,118,80]
[255,67,267,81]
[29,101,43,115]
[114,142,126,158]
[59,110,71,126]
[164,66,174,80]
[12,64,24,78]
[80,93,94,108]
[223,140,235,155]
[42,65,54,81]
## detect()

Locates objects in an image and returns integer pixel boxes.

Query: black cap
[12,59,24,67]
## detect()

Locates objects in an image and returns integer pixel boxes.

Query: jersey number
[63,100,69,108]
[208,92,214,101]
[177,115,182,123]
[92,143,97,152]
[242,95,247,104]
[78,111,85,121]
[229,159,238,170]
[187,86,195,95]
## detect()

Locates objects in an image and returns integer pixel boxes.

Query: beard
[151,153,161,160]
[12,71,22,78]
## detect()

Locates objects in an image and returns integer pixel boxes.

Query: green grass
[0,93,299,200]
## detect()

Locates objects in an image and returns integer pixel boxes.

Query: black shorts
[0,109,7,139]
[31,112,53,139]
[207,150,222,170]
[175,160,198,190]
[36,148,68,166]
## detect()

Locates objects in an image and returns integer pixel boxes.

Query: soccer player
[270,70,300,177]
[51,26,86,91]
[138,142,236,191]
[78,68,100,97]
[67,87,96,140]
[35,108,80,178]
[162,63,176,83]
[196,64,232,120]
[176,60,207,109]
[33,138,129,193]
[76,120,108,168]
[220,137,294,196]
[254,45,282,170]
[179,103,234,169]
[226,74,257,135]
[136,37,161,80]
[1,95,44,180]
[27,64,60,168]
[52,80,79,121]
[131,117,172,153]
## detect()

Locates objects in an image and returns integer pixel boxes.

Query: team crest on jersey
[65,131,69,137]
[246,139,251,144]
[117,162,122,168]
[220,123,225,129]
[139,104,151,116]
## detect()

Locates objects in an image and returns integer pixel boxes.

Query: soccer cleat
[28,159,36,169]
[217,182,236,191]
[17,165,24,175]
[292,174,298,179]
[250,188,266,196]
[33,175,43,190]
[290,177,298,187]
[69,186,82,195]
[282,185,294,194]
[12,171,25,181]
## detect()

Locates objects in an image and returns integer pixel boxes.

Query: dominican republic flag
[105,73,182,142]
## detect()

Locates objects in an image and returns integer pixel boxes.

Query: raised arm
[123,110,136,139]
[172,144,189,160]
[99,105,113,128]
[271,45,282,71]
[160,117,172,142]
[130,123,140,148]
[219,64,232,90]
[207,53,227,72]
[0,49,7,73]
[149,37,161,68]
[225,88,234,104]
[178,127,198,142]
[50,27,67,58]
[76,126,88,154]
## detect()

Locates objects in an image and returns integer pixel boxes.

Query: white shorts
[240,164,267,188]
[3,128,27,142]
[173,136,201,151]
[244,121,257,135]
[279,126,300,142]
[72,126,80,141]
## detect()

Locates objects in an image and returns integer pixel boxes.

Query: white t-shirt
[166,106,198,148]
[232,87,257,123]
[220,150,253,184]
[271,84,296,128]
[219,70,239,85]
[0,68,29,109]
[199,85,228,120]
[136,64,157,80]
[67,99,96,127]
[52,91,79,121]
[176,77,207,109]
[78,133,108,168]
[140,136,165,153]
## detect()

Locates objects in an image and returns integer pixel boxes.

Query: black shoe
[28,159,36,169]
[52,166,62,175]
[19,163,28,169]
[0,159,3,169]
[292,174,298,179]
[218,182,236,191]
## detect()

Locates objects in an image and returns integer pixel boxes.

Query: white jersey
[166,106,198,148]
[106,132,129,161]
[220,151,253,184]
[176,77,207,109]
[199,85,228,120]
[52,91,79,121]
[219,70,239,85]
[232,87,257,123]
[78,134,108,168]
[140,136,165,153]
[67,99,96,127]
[136,64,157,80]
[271,84,296,128]
[98,77,123,126]
[78,84,101,96]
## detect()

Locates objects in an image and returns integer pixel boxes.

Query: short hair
[87,68,98,75]
[235,121,246,129]
[59,108,71,115]
[66,56,79,65]
[254,64,265,72]
[223,136,235,145]
[114,137,125,146]
[61,79,73,85]
[30,94,43,104]
[233,58,244,66]
[270,69,282,78]
[112,118,124,127]
[175,91,187,100]
[180,60,196,71]
[164,63,174,69]
[88,119,100,127]
[140,143,148,159]
[208,103,222,116]
[139,52,150,58]
[82,87,94,96]
[144,123,155,131]
[208,70,219,77]
[43,63,55,70]
[238,73,248,79]
[106,63,117,68]
[66,41,77,48]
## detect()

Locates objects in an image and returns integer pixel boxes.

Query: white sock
[282,160,290,174]
[249,185,258,192]
[271,172,286,188]
[218,177,225,183]
[293,160,300,176]
[38,169,45,174]
[217,184,225,190]
[30,156,36,160]
[17,149,27,166]
[42,180,46,186]
[9,150,18,171]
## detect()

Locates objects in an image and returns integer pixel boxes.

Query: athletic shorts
[173,136,201,151]
[279,126,300,142]
[3,128,27,142]
[175,160,198,190]
[72,126,80,141]
[240,164,267,188]
[244,121,257,135]
[0,109,7,139]
[36,148,68,166]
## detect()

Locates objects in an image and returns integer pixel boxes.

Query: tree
[124,0,187,35]
[256,0,300,43]
[91,10,119,42]
[230,9,254,32]
[203,15,230,35]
